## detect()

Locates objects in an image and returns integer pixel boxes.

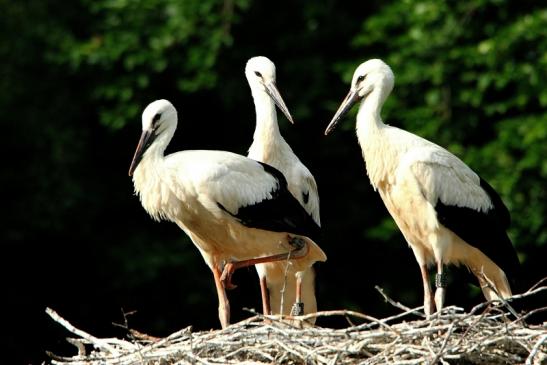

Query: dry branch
[45,280,547,365]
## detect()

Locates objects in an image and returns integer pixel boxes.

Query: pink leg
[212,266,230,328]
[291,273,304,316]
[434,261,447,316]
[220,237,309,290]
[420,264,435,318]
[259,275,271,316]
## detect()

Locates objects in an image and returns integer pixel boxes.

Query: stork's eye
[357,75,366,83]
[153,113,162,123]
[254,71,262,78]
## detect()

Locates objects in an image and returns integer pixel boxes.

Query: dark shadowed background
[2,0,546,363]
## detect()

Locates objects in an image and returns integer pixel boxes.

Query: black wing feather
[435,177,520,285]
[217,162,321,242]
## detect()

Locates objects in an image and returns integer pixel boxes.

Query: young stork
[129,99,326,328]
[325,59,519,316]
[245,56,321,319]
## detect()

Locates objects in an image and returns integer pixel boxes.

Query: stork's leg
[259,275,271,316]
[434,262,448,316]
[420,264,435,318]
[220,236,309,290]
[290,272,304,316]
[212,266,230,329]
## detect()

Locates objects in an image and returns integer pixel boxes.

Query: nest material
[46,283,547,365]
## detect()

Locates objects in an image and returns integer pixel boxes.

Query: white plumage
[325,59,519,316]
[245,56,322,319]
[129,99,326,328]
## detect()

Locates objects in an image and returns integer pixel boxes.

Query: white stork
[129,99,326,328]
[325,59,519,316]
[245,56,322,319]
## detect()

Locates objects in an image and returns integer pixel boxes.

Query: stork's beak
[265,81,294,124]
[324,90,360,135]
[128,129,154,176]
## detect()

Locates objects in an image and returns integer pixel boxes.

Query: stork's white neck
[355,89,397,189]
[150,129,173,158]
[356,89,385,133]
[132,127,176,221]
[251,90,282,140]
[248,90,289,165]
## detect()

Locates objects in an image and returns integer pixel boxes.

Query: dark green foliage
[48,0,251,128]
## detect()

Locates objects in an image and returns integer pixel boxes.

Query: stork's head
[129,99,177,176]
[245,56,294,123]
[325,59,394,135]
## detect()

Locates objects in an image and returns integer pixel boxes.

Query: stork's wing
[166,150,321,241]
[291,164,321,227]
[405,147,519,283]
[218,161,321,242]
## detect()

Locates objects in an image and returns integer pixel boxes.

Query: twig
[525,334,547,365]
[297,309,396,332]
[526,277,547,293]
[512,306,547,325]
[65,338,86,356]
[428,322,457,364]
[510,285,547,300]
[479,272,519,319]
[45,307,120,356]
[375,285,426,318]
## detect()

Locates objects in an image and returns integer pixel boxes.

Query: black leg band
[435,273,448,288]
[290,301,304,316]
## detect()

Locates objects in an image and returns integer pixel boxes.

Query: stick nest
[46,282,547,365]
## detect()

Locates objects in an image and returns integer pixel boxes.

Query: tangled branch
[46,279,547,365]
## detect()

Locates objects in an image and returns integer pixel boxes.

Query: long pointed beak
[128,129,154,176]
[265,81,294,124]
[324,90,360,135]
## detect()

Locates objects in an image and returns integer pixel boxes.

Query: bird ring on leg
[435,273,448,288]
[291,301,304,316]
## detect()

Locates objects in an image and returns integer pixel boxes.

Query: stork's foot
[291,301,304,316]
[288,236,306,250]
[287,236,309,261]
[219,239,308,292]
[220,262,238,290]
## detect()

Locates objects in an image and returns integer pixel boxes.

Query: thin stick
[512,306,547,325]
[526,276,547,292]
[525,334,547,365]
[375,285,427,318]
[509,285,547,300]
[297,310,396,332]
[479,272,520,319]
[66,338,86,356]
[428,322,457,364]
[45,307,120,356]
